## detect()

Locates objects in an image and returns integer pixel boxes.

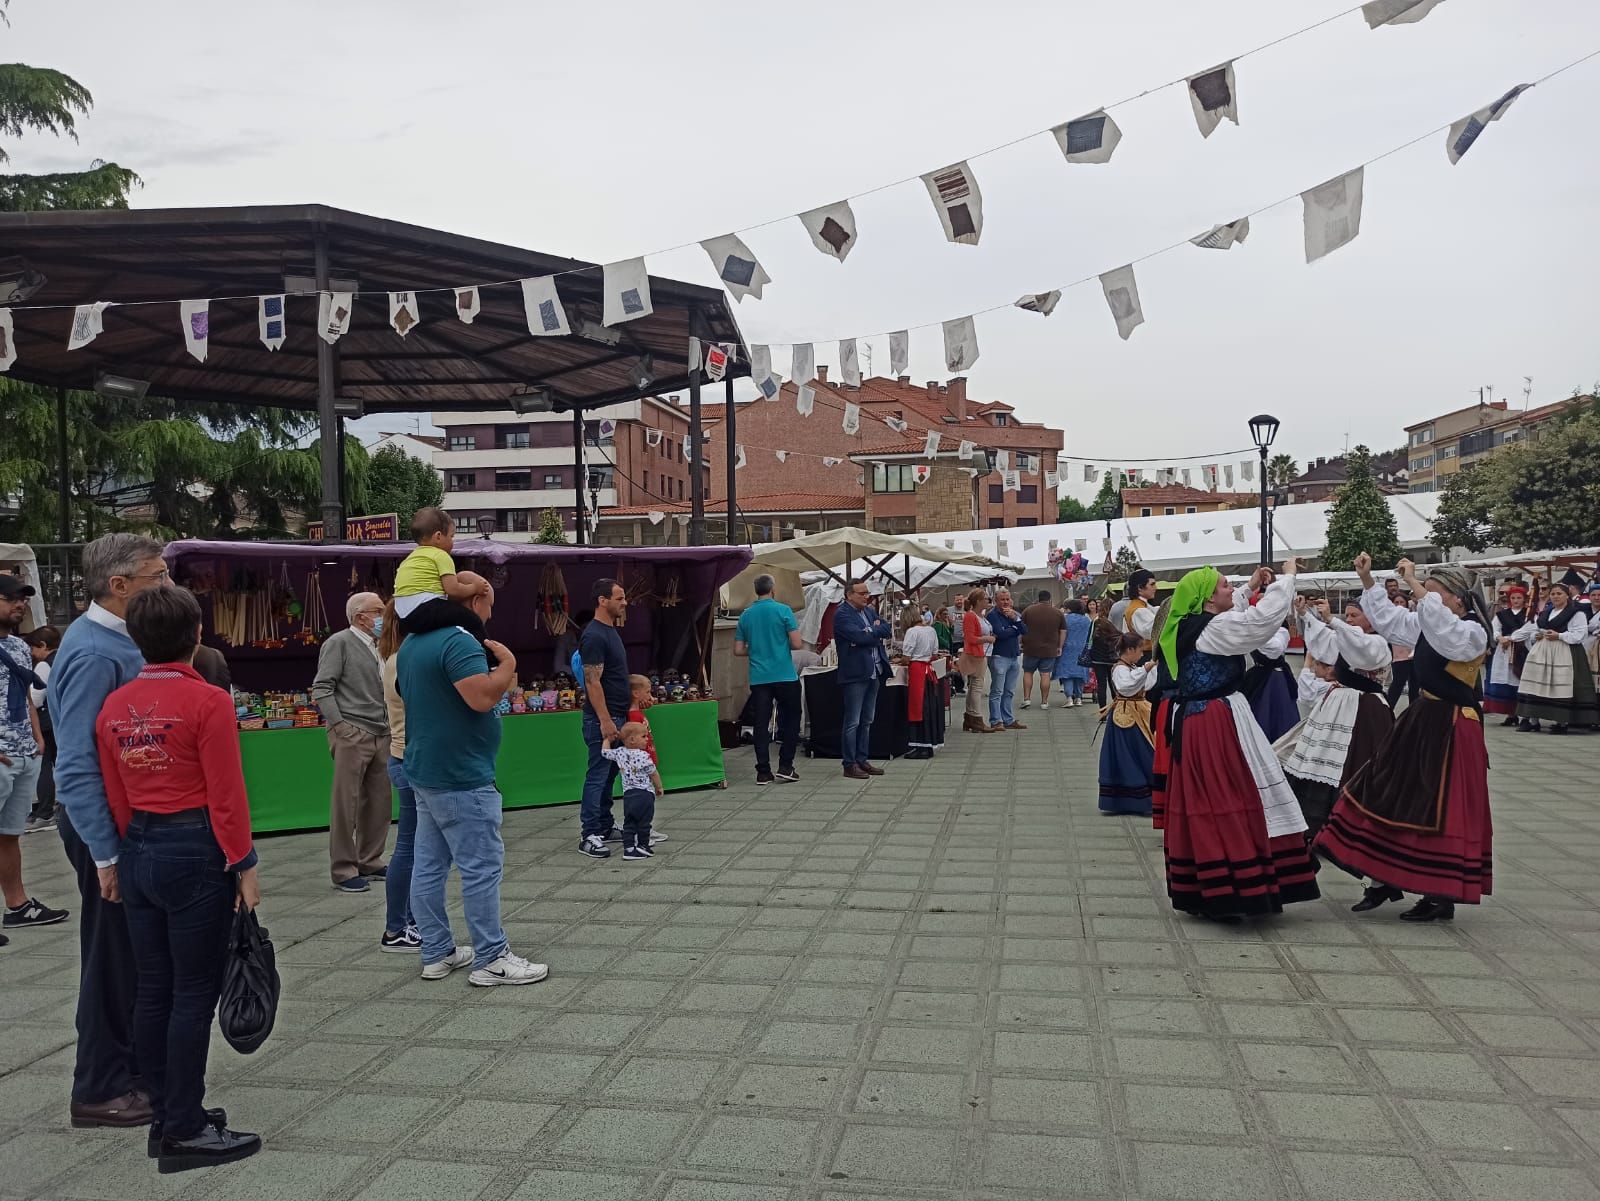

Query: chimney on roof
[949,377,967,421]
[816,364,829,384]
[926,381,939,402]
[897,375,910,385]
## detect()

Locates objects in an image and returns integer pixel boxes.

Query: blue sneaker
[335,877,370,893]
[579,834,611,858]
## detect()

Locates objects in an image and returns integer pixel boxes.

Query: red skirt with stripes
[1163,702,1320,917]
[1150,697,1172,831]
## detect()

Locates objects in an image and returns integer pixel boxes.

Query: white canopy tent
[0,543,49,631]
[1458,548,1598,578]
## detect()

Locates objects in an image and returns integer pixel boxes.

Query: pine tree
[534,507,568,545]
[1321,445,1402,569]
[1090,472,1122,521]
[1107,546,1142,584]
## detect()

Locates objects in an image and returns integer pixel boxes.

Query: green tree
[1057,495,1092,522]
[1089,472,1122,521]
[364,444,443,530]
[1429,462,1501,554]
[534,507,568,545]
[1107,545,1141,584]
[1486,405,1600,551]
[1267,453,1298,488]
[1321,445,1402,569]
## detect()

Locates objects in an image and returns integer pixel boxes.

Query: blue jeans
[384,757,416,935]
[989,655,1020,727]
[410,782,509,969]
[623,788,655,847]
[580,712,620,838]
[117,811,235,1140]
[841,678,880,765]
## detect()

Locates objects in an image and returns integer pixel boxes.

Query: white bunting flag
[775,450,788,463]
[885,416,908,433]
[842,402,861,435]
[1224,464,1235,487]
[798,200,858,262]
[1240,459,1254,482]
[945,540,956,550]
[645,428,662,448]
[1084,465,1098,483]
[1190,218,1251,250]
[943,316,979,372]
[700,233,771,301]
[924,430,941,458]
[1003,471,1020,493]
[997,539,1010,555]
[1099,265,1145,340]
[521,277,571,336]
[597,419,616,444]
[1182,467,1193,486]
[454,286,480,324]
[1205,464,1219,488]
[1052,109,1122,164]
[791,342,814,385]
[647,510,664,526]
[705,342,729,382]
[1103,538,1113,552]
[258,294,286,351]
[179,299,209,363]
[1074,539,1086,552]
[676,514,691,528]
[602,258,652,326]
[1232,525,1245,542]
[840,339,861,388]
[913,464,932,485]
[1447,85,1529,164]
[995,450,1010,474]
[1023,539,1034,552]
[1363,0,1446,27]
[796,384,816,417]
[1045,469,1059,490]
[735,444,747,470]
[686,336,701,378]
[755,374,780,401]
[1302,166,1365,263]
[1015,291,1061,317]
[922,161,984,245]
[67,301,110,351]
[973,540,984,552]
[822,456,843,468]
[0,308,15,372]
[1179,530,1190,543]
[751,345,771,383]
[388,291,420,337]
[958,440,975,461]
[682,433,692,460]
[1187,62,1239,138]
[317,292,353,345]
[889,330,909,377]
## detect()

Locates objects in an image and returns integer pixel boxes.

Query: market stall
[162,538,751,831]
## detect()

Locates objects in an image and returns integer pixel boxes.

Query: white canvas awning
[0,543,48,631]
[1458,547,1599,576]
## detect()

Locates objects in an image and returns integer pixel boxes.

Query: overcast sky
[9,0,1599,495]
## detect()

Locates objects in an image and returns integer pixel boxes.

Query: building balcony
[442,488,617,511]
[435,447,593,470]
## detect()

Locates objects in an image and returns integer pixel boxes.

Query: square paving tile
[981,1132,1115,1193]
[830,1124,961,1186]
[1132,1141,1274,1200]
[1290,1150,1441,1200]
[685,1115,821,1176]
[1123,1084,1247,1135]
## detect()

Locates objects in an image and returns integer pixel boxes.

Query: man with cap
[0,572,70,942]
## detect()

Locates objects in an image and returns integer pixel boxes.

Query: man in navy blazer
[833,580,893,780]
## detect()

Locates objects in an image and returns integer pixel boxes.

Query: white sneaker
[1019,700,1031,710]
[469,952,550,988]
[650,828,668,845]
[1039,701,1049,711]
[420,945,473,980]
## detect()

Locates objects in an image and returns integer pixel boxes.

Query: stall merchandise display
[235,691,321,731]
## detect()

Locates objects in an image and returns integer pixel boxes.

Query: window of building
[496,428,530,449]
[1016,453,1034,473]
[501,510,532,533]
[542,472,563,489]
[453,514,478,534]
[676,478,684,499]
[1163,506,1175,515]
[941,415,958,423]
[1019,484,1038,504]
[873,463,917,493]
[987,484,1004,503]
[1438,445,1458,460]
[496,470,532,491]
[1185,505,1197,513]
[873,516,917,535]
[1410,482,1435,493]
[1409,455,1434,472]
[1017,517,1037,527]
[993,414,1009,427]
[1140,507,1152,517]
[1501,429,1522,444]
[446,471,475,492]
[1459,430,1494,457]
[988,518,1005,529]
[1409,428,1433,446]
[448,434,476,451]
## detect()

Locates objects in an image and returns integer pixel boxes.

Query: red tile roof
[1122,486,1258,507]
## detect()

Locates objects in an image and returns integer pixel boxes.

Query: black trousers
[1386,661,1419,708]
[57,805,139,1105]
[1093,663,1113,709]
[749,680,802,773]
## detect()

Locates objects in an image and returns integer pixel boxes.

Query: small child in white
[601,722,663,860]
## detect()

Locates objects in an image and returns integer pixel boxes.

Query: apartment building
[1405,395,1589,492]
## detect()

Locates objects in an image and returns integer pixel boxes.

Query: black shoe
[3,897,69,928]
[774,766,799,783]
[1518,719,1539,732]
[148,1107,227,1158]
[1399,898,1455,922]
[157,1125,261,1174]
[1500,715,1519,726]
[1351,884,1404,913]
[1195,913,1243,925]
[1550,724,1569,735]
[603,827,626,842]
[755,770,774,786]
[365,865,388,879]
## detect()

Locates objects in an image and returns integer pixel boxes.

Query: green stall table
[239,700,726,834]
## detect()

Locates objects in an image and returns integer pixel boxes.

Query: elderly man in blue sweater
[49,533,169,1130]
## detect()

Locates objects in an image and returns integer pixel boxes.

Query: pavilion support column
[571,407,587,546]
[725,375,737,545]
[56,385,70,543]
[314,233,344,541]
[688,378,705,548]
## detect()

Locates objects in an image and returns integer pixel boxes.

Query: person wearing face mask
[1316,556,1493,923]
[1484,583,1529,725]
[311,592,391,893]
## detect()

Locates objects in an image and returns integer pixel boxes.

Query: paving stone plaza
[3,709,1599,1200]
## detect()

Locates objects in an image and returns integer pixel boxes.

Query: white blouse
[1129,605,1156,641]
[901,625,938,662]
[1111,662,1158,697]
[1301,606,1392,672]
[1359,582,1487,660]
[1195,574,1296,657]
[1511,605,1590,646]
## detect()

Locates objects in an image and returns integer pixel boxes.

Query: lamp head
[1248,414,1280,451]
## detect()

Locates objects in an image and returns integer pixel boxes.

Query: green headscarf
[1158,566,1219,679]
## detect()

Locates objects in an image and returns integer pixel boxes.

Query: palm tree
[1267,454,1299,488]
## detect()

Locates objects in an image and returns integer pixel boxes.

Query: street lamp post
[1248,414,1280,566]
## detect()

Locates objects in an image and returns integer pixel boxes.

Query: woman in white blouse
[1510,581,1598,733]
[900,612,944,759]
[1098,633,1157,816]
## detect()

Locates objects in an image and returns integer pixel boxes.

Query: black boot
[1399,897,1455,922]
[1351,884,1404,913]
[148,1107,227,1158]
[157,1124,261,1174]
[1500,715,1519,726]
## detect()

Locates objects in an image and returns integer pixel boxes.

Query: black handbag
[218,908,280,1055]
[1077,643,1094,669]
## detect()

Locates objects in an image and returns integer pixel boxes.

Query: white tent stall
[0,543,50,631]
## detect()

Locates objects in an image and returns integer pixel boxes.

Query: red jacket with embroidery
[96,662,257,870]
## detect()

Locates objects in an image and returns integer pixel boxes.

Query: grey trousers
[328,723,392,884]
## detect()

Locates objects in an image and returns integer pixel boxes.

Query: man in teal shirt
[735,575,803,786]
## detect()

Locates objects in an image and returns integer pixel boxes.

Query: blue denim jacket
[833,603,892,685]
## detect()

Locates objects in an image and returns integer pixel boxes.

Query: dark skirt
[1290,690,1395,839]
[1151,697,1172,831]
[1248,669,1300,743]
[1099,716,1154,816]
[1515,642,1599,726]
[1315,706,1492,903]
[908,669,946,751]
[1163,702,1320,917]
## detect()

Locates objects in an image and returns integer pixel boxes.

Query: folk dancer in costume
[1315,556,1491,923]
[1122,570,1158,651]
[1236,574,1299,743]
[1485,584,1530,725]
[1099,633,1157,817]
[1156,560,1319,922]
[1281,596,1393,840]
[1293,599,1338,721]
[901,612,945,759]
[1511,580,1599,734]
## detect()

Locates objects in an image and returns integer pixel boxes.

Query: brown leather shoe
[1007,722,1028,730]
[860,762,885,776]
[72,1090,155,1128]
[842,765,870,780]
[987,723,1007,732]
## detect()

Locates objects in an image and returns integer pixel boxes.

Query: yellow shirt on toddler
[394,545,454,617]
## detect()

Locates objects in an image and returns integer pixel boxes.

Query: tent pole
[314,231,344,542]
[55,384,70,542]
[725,375,737,544]
[688,309,706,546]
[571,406,587,546]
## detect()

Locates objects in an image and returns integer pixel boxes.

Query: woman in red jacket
[96,586,262,1173]
[960,588,997,733]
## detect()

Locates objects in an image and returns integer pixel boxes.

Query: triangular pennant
[889,330,909,377]
[924,430,941,458]
[1099,265,1144,340]
[700,233,771,301]
[840,339,861,388]
[775,450,788,463]
[179,299,209,363]
[972,540,983,552]
[1302,166,1365,264]
[1363,0,1446,27]
[521,277,571,336]
[922,161,984,246]
[67,301,110,351]
[1045,469,1059,489]
[705,343,728,382]
[796,384,815,417]
[1190,218,1251,250]
[1447,84,1530,164]
[1052,110,1122,165]
[842,402,860,435]
[454,286,480,324]
[1187,61,1239,138]
[0,308,16,372]
[885,417,908,433]
[647,510,665,526]
[822,456,843,468]
[943,315,978,372]
[388,291,420,337]
[1204,464,1219,488]
[687,336,702,378]
[791,342,814,385]
[958,441,975,461]
[1074,539,1086,552]
[317,292,353,345]
[944,539,956,550]
[602,258,653,326]
[735,444,747,470]
[798,200,858,262]
[1240,459,1254,482]
[258,294,286,351]
[1015,291,1061,317]
[645,428,663,448]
